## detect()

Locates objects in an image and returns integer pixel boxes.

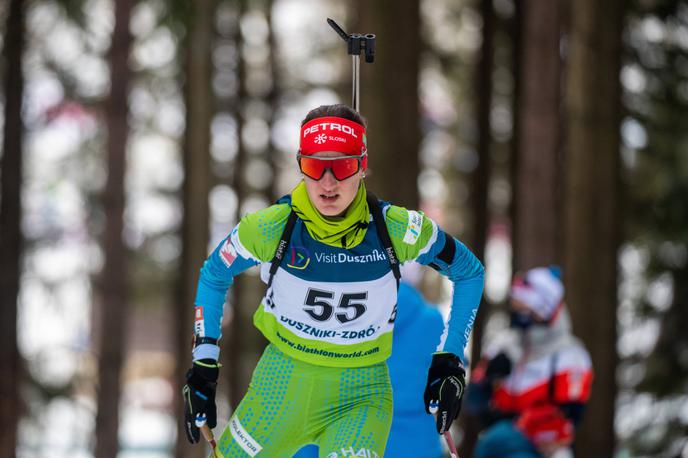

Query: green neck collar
[290,181,369,248]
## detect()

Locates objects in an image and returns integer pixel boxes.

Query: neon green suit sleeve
[234,203,291,262]
[383,205,438,263]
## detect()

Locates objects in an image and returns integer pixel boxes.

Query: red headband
[299,116,367,157]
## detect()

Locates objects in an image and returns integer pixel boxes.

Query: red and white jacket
[474,306,593,416]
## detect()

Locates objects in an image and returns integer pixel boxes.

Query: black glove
[485,352,512,381]
[182,359,219,444]
[424,352,466,434]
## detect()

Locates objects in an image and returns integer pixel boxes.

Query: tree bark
[563,0,623,455]
[265,0,279,204]
[223,0,270,411]
[0,0,25,456]
[513,0,561,270]
[462,0,494,454]
[94,0,134,456]
[224,0,248,412]
[468,0,494,376]
[356,0,420,208]
[174,1,215,457]
[509,0,522,270]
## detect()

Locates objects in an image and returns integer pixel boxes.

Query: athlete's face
[510,297,546,323]
[302,151,363,217]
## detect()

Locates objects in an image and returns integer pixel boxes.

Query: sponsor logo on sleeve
[403,211,424,244]
[220,239,238,267]
[194,307,205,337]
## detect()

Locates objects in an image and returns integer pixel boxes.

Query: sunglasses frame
[297,153,367,181]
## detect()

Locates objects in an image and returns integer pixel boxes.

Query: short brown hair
[301,104,367,128]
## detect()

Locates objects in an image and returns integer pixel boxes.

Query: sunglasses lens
[298,156,362,181]
[299,157,326,180]
[331,157,360,180]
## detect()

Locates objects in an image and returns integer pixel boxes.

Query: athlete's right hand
[182,359,219,444]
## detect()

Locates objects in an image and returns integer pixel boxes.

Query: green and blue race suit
[192,198,484,457]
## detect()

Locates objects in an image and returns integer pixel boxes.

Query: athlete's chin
[315,198,346,216]
[316,205,345,216]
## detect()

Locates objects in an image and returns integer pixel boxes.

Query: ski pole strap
[366,192,401,289]
[267,210,298,289]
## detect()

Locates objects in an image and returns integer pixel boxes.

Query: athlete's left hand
[424,352,466,434]
[182,359,219,444]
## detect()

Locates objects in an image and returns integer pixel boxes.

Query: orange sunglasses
[297,154,367,181]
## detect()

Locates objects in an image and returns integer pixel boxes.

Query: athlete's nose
[320,168,338,187]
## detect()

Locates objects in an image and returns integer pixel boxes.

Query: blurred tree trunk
[0,0,25,456]
[468,0,494,375]
[462,0,494,454]
[225,0,248,411]
[512,0,561,270]
[174,1,215,457]
[94,0,134,456]
[224,0,269,411]
[355,0,420,208]
[265,0,279,203]
[509,0,522,268]
[563,0,623,455]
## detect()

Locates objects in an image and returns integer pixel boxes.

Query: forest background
[0,0,687,457]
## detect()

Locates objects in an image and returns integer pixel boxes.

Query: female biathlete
[182,104,484,457]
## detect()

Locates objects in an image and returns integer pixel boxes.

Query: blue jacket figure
[385,281,445,458]
[294,268,445,458]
